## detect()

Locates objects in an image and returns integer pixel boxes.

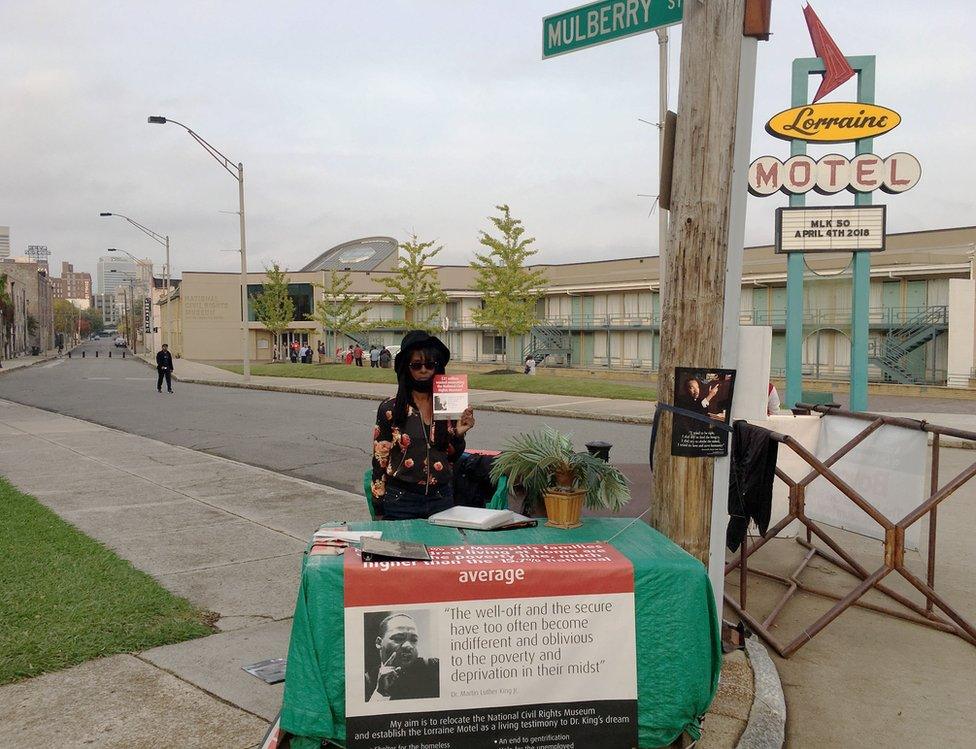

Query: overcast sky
[1,1,973,280]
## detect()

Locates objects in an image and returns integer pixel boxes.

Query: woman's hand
[456,407,475,436]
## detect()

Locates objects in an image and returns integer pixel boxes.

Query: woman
[371,332,475,519]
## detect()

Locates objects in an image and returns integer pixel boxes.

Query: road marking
[85,377,112,380]
[42,360,65,368]
[125,377,154,381]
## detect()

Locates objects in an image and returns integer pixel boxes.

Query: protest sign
[343,543,637,749]
[671,367,736,457]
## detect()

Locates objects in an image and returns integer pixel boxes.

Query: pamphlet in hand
[432,374,468,421]
[427,506,533,531]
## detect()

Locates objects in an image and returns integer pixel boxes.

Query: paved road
[0,340,651,495]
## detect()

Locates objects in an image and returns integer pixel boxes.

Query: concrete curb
[0,351,60,376]
[176,377,656,425]
[736,637,786,749]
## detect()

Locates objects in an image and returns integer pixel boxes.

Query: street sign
[775,205,886,254]
[543,0,683,59]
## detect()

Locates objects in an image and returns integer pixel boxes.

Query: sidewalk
[0,350,59,375]
[0,399,769,748]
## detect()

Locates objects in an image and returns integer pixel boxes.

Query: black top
[365,657,440,700]
[156,350,174,371]
[370,397,465,515]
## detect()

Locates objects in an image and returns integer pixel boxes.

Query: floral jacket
[371,397,466,514]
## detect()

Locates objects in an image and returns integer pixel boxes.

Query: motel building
[158,226,976,388]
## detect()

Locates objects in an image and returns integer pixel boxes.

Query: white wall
[947,278,975,387]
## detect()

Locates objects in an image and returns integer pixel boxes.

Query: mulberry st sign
[542,0,683,59]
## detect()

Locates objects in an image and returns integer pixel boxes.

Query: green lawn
[218,363,657,401]
[0,478,214,685]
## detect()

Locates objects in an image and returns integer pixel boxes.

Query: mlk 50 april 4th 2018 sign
[343,544,638,749]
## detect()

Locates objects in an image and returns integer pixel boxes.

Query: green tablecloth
[281,518,721,748]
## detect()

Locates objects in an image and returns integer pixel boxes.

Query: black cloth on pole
[726,420,778,552]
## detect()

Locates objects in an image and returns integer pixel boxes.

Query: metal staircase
[522,324,572,364]
[869,306,947,384]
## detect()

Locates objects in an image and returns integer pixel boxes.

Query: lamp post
[108,268,138,353]
[108,248,151,354]
[100,213,170,353]
[147,116,250,381]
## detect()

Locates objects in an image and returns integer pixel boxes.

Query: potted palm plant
[490,427,630,529]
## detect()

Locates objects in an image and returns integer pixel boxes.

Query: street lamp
[147,115,250,381]
[107,267,137,352]
[100,212,170,354]
[107,248,150,354]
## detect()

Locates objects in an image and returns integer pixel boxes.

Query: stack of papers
[313,528,382,543]
[428,506,532,530]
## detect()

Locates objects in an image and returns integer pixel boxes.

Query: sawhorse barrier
[725,404,976,657]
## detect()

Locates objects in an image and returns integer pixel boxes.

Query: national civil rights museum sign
[748,152,920,196]
[765,102,901,143]
[775,205,886,254]
[542,0,682,59]
[343,543,637,749]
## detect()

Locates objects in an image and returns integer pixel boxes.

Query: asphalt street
[0,340,652,495]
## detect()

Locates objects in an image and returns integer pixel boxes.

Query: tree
[53,299,80,343]
[250,263,295,354]
[0,273,13,363]
[308,270,368,358]
[82,308,105,335]
[470,204,547,365]
[376,234,448,329]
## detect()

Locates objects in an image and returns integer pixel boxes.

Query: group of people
[271,340,397,366]
[338,344,392,368]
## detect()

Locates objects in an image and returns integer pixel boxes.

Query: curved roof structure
[300,236,398,272]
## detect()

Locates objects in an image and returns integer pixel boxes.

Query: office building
[97,255,136,295]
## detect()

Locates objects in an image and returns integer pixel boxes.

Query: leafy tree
[309,270,368,357]
[82,308,105,335]
[53,299,80,342]
[376,234,448,329]
[250,263,295,353]
[470,204,547,364]
[0,273,13,362]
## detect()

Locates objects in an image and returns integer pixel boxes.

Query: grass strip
[218,363,656,402]
[0,478,213,685]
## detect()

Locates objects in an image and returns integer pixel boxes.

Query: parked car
[114,336,126,348]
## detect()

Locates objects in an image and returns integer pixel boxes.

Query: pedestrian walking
[290,341,300,363]
[317,341,326,364]
[345,345,355,365]
[354,344,364,367]
[272,344,280,363]
[379,346,392,368]
[369,345,380,368]
[156,343,174,394]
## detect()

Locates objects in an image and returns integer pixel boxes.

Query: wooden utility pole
[651,0,755,565]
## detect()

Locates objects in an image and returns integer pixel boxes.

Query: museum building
[158,226,976,387]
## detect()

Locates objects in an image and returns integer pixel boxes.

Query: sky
[1,0,974,282]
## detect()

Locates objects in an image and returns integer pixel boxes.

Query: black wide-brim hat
[394,331,451,375]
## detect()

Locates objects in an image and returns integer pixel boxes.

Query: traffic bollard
[82,351,86,358]
[122,351,126,358]
[95,350,99,358]
[68,351,72,358]
[585,441,613,462]
[108,351,112,358]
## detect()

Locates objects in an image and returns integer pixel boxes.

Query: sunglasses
[408,360,439,371]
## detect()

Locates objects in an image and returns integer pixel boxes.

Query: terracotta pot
[543,488,585,530]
